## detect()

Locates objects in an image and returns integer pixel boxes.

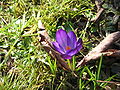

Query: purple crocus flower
[52,29,82,59]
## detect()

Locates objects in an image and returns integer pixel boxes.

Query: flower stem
[67,59,71,70]
[72,56,76,71]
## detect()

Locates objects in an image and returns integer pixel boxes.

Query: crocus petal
[66,38,82,56]
[76,38,83,51]
[61,54,72,59]
[67,31,77,48]
[56,29,68,50]
[77,38,82,45]
[52,42,65,54]
[66,47,79,56]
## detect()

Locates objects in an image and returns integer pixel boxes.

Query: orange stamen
[66,46,71,50]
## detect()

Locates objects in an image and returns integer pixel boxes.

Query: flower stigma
[66,46,71,50]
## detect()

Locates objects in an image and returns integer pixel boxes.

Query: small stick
[77,31,120,67]
[82,77,120,85]
[38,20,71,71]
[91,8,104,22]
[91,0,104,22]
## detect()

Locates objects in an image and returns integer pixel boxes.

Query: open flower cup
[52,29,82,59]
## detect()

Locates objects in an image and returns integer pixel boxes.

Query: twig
[38,21,71,71]
[1,17,8,24]
[82,77,120,85]
[91,0,104,22]
[77,31,120,67]
[95,0,103,11]
[91,8,104,22]
[105,49,120,57]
